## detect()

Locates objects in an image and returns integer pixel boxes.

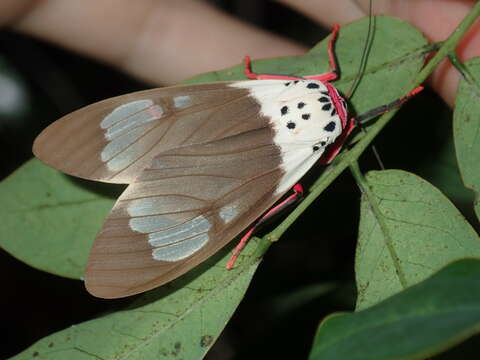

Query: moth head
[276,82,344,150]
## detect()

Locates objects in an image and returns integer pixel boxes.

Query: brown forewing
[85,127,285,298]
[33,82,264,184]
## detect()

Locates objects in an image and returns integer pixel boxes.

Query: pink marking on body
[226,184,304,269]
[148,105,164,118]
[324,82,348,128]
[292,183,304,194]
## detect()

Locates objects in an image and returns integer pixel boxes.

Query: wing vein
[104,104,161,131]
[102,113,178,180]
[119,193,209,203]
[109,208,203,220]
[214,166,281,201]
[139,173,242,181]
[177,93,253,146]
[156,138,272,159]
[153,231,209,248]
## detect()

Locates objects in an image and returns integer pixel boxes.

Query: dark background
[0,1,475,359]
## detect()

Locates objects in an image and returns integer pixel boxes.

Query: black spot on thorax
[287,121,296,129]
[324,121,336,132]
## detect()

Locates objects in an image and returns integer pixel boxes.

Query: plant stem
[448,53,477,84]
[414,2,480,87]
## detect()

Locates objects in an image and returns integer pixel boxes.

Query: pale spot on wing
[100,99,164,171]
[152,233,209,261]
[127,196,205,217]
[101,100,153,128]
[127,210,211,262]
[219,204,239,224]
[100,99,153,129]
[101,126,146,163]
[104,106,161,140]
[126,193,212,261]
[173,95,192,109]
[148,215,211,247]
[129,215,179,233]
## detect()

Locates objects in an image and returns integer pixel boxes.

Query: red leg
[305,24,340,82]
[304,72,337,83]
[355,86,424,123]
[243,24,340,82]
[226,184,304,269]
[244,56,302,80]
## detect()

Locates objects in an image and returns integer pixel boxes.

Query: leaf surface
[0,159,115,278]
[356,170,480,310]
[11,237,265,359]
[310,259,480,360]
[454,57,480,221]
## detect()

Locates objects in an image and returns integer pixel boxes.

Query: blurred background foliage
[0,1,477,359]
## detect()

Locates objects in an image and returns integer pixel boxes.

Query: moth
[33,24,419,298]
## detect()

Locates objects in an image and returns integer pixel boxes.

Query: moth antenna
[349,0,384,168]
[345,0,375,99]
[371,146,385,170]
[359,126,385,170]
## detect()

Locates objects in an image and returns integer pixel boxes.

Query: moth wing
[33,81,280,184]
[85,125,318,298]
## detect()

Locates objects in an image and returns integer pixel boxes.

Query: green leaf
[310,258,480,360]
[355,170,480,310]
[0,159,116,279]
[11,236,266,360]
[454,57,480,221]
